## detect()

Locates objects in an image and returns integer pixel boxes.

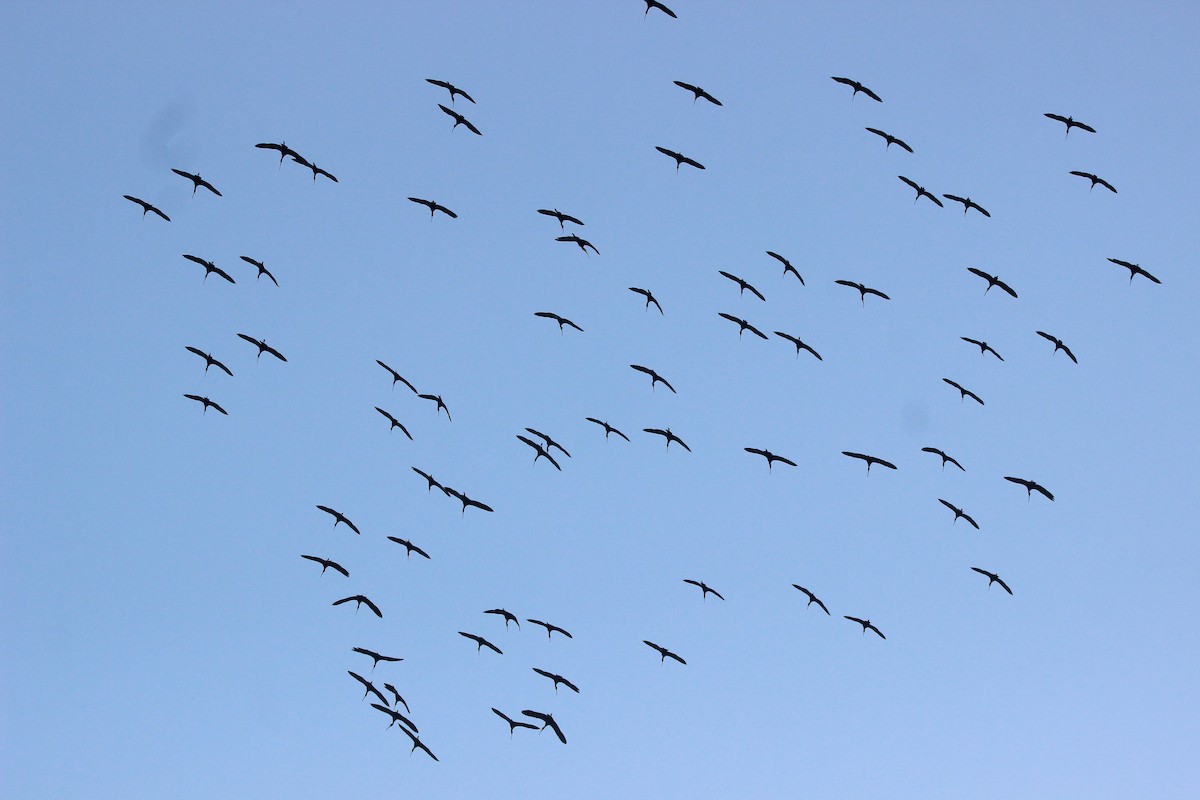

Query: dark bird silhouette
[438,104,482,135]
[643,0,677,19]
[517,435,562,471]
[1036,331,1078,363]
[417,393,451,420]
[182,254,236,284]
[353,647,403,670]
[425,78,475,105]
[441,486,494,515]
[526,619,572,639]
[300,554,349,577]
[628,287,664,314]
[967,268,1018,298]
[407,196,457,219]
[493,708,538,735]
[535,311,584,333]
[971,567,1013,595]
[1004,476,1054,501]
[630,364,676,393]
[792,584,831,615]
[766,251,805,284]
[655,146,705,171]
[586,418,630,441]
[237,333,287,362]
[387,536,430,559]
[458,631,503,654]
[835,279,890,304]
[683,579,725,601]
[774,331,822,361]
[898,175,944,207]
[673,80,722,106]
[538,208,584,228]
[644,427,691,452]
[1044,113,1096,136]
[374,407,413,439]
[484,608,519,629]
[183,394,228,415]
[961,337,1004,361]
[943,378,985,406]
[844,616,886,639]
[124,195,170,221]
[376,360,418,393]
[315,505,361,534]
[521,710,567,744]
[171,168,221,196]
[1070,171,1117,193]
[1106,258,1161,285]
[348,671,389,704]
[718,312,768,339]
[831,76,882,102]
[411,467,443,493]
[939,499,980,529]
[744,448,798,470]
[533,668,580,694]
[384,684,411,713]
[185,346,233,376]
[943,194,991,217]
[255,141,300,164]
[842,451,897,472]
[371,703,418,734]
[333,595,383,618]
[238,256,278,286]
[288,153,338,182]
[525,428,571,458]
[555,233,599,255]
[719,271,766,301]
[922,447,964,472]
[865,128,912,152]
[643,640,686,664]
[397,725,439,761]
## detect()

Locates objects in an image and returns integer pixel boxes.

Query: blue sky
[3,2,1198,798]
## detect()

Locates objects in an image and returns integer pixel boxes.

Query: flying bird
[538,208,584,228]
[943,378,985,405]
[1036,331,1078,363]
[347,671,388,704]
[397,726,438,761]
[374,407,413,439]
[407,196,457,219]
[655,146,705,171]
[238,256,279,286]
[844,616,886,639]
[171,168,221,196]
[766,251,805,283]
[835,279,890,304]
[939,499,980,529]
[1003,476,1054,501]
[673,80,722,106]
[525,427,571,458]
[1044,113,1096,136]
[586,418,630,441]
[744,448,798,470]
[898,176,944,207]
[493,708,538,735]
[521,710,567,744]
[353,647,403,670]
[417,393,451,420]
[921,447,964,472]
[865,128,912,152]
[411,467,442,493]
[387,536,430,560]
[182,254,236,284]
[438,104,482,135]
[644,427,691,452]
[683,579,725,601]
[315,505,361,534]
[792,584,831,615]
[376,360,418,393]
[943,194,991,217]
[535,311,584,333]
[484,608,519,629]
[185,346,233,376]
[1106,258,1161,285]
[643,640,686,664]
[255,141,300,164]
[630,364,676,393]
[966,268,1018,298]
[532,668,580,694]
[288,154,338,182]
[718,312,768,339]
[383,684,410,713]
[458,631,503,654]
[961,337,1004,361]
[831,76,882,102]
[517,435,562,471]
[300,554,349,577]
[971,567,1013,595]
[774,331,822,361]
[237,333,287,362]
[719,271,766,301]
[1069,171,1117,193]
[526,619,572,639]
[643,0,677,19]
[425,78,475,104]
[842,451,896,472]
[555,233,599,255]
[441,486,494,514]
[371,703,418,734]
[628,287,664,314]
[123,195,170,221]
[333,595,383,618]
[183,394,227,415]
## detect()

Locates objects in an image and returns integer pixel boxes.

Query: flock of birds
[120,1,1163,764]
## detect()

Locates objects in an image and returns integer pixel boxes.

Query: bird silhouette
[238,256,279,286]
[521,710,567,744]
[458,631,503,654]
[411,467,443,493]
[967,268,1018,298]
[744,448,797,470]
[374,407,413,439]
[655,146,705,171]
[383,684,410,713]
[333,595,383,617]
[943,378,985,406]
[371,703,418,734]
[1106,258,1161,285]
[533,668,580,693]
[835,280,890,304]
[407,197,457,219]
[441,486,494,514]
[1004,476,1054,501]
[865,128,912,152]
[255,141,300,164]
[185,346,234,376]
[943,194,991,217]
[766,251,805,283]
[556,233,599,255]
[348,671,389,704]
[183,394,228,415]
[417,393,451,420]
[493,708,538,735]
[643,640,686,664]
[484,608,519,629]
[1036,331,1078,363]
[387,536,430,559]
[288,154,338,182]
[644,427,691,452]
[643,0,677,19]
[971,567,1013,595]
[171,168,221,196]
[182,254,236,284]
[535,311,584,333]
[673,80,722,106]
[353,647,403,670]
[719,271,766,301]
[842,451,897,472]
[300,554,349,577]
[1069,171,1117,193]
[538,208,584,228]
[1044,113,1096,136]
[397,725,439,761]
[124,195,170,221]
[628,287,664,314]
[438,104,482,135]
[237,333,287,362]
[630,364,676,393]
[315,505,361,534]
[425,78,475,104]
[718,312,768,339]
[960,337,1004,361]
[586,418,630,441]
[831,76,882,102]
[526,619,572,639]
[844,616,886,639]
[773,331,822,361]
[683,579,725,601]
[792,584,831,615]
[898,176,944,207]
[517,435,562,471]
[921,447,965,472]
[376,360,418,393]
[525,428,571,458]
[939,499,980,529]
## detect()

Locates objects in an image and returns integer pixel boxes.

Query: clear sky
[3,2,1198,798]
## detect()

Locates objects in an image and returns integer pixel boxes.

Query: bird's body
[628,287,663,314]
[387,536,430,559]
[835,280,890,304]
[185,346,233,376]
[1036,331,1078,363]
[655,146,705,171]
[898,176,943,207]
[718,312,768,339]
[408,197,457,219]
[922,447,965,472]
[766,251,805,283]
[300,554,349,577]
[644,427,691,452]
[683,579,725,601]
[673,80,722,106]
[744,448,797,470]
[831,76,882,102]
[439,104,482,135]
[719,271,766,301]
[182,254,236,285]
[967,268,1018,298]
[1106,258,1161,285]
[586,418,630,441]
[535,311,584,333]
[774,331,822,361]
[183,394,228,415]
[1004,476,1054,501]
[792,584,831,615]
[171,168,221,196]
[971,567,1013,595]
[844,616,886,639]
[315,505,361,534]
[643,640,686,664]
[123,195,170,221]
[842,451,897,472]
[939,499,980,529]
[333,595,383,617]
[866,128,912,152]
[943,194,990,217]
[943,378,985,406]
[237,333,287,362]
